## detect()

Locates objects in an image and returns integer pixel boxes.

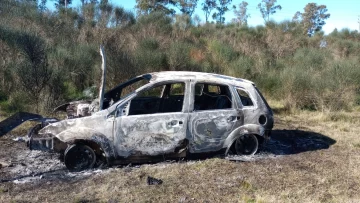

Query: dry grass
[1,110,360,202]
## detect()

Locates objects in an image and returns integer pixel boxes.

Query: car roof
[147,71,254,86]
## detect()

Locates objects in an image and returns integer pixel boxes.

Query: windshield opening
[103,75,151,109]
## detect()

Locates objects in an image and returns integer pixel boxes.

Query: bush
[49,44,100,91]
[293,48,330,70]
[168,41,197,71]
[228,55,254,79]
[0,90,7,102]
[133,38,167,72]
[273,55,360,111]
[254,70,282,98]
[0,91,30,113]
[136,12,172,34]
[208,40,237,70]
[139,38,159,50]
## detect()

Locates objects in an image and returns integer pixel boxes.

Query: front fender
[55,127,116,163]
[223,124,265,155]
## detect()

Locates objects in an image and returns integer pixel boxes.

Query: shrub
[168,41,196,71]
[139,38,159,50]
[133,38,167,72]
[227,55,254,79]
[293,48,330,70]
[0,91,30,113]
[135,12,172,34]
[0,90,7,102]
[254,70,282,98]
[208,40,237,70]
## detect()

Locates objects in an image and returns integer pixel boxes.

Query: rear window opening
[194,83,232,111]
[236,88,254,107]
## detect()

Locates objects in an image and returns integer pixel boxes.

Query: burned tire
[64,144,96,171]
[234,134,259,155]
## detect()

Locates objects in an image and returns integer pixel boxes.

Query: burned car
[0,71,273,171]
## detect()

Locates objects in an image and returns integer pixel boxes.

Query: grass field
[0,110,360,202]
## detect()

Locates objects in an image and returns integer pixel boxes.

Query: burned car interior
[127,82,234,116]
[194,83,233,111]
[128,82,185,115]
[236,88,254,107]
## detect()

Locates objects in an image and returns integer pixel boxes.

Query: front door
[114,82,189,158]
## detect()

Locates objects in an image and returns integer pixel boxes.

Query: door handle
[167,120,183,126]
[227,116,238,122]
[167,120,177,126]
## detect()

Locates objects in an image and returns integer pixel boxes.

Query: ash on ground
[0,138,64,182]
[0,128,334,184]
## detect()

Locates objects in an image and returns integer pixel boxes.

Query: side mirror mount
[113,102,130,118]
[107,111,115,119]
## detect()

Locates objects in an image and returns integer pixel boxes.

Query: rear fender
[223,124,265,155]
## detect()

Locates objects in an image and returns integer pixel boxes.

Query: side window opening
[137,85,164,98]
[236,88,254,107]
[195,84,204,96]
[128,82,185,115]
[194,83,232,111]
[207,85,220,94]
[170,83,185,96]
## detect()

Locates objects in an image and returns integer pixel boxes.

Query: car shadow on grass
[263,129,336,155]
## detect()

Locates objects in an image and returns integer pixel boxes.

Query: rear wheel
[234,134,259,155]
[64,144,96,171]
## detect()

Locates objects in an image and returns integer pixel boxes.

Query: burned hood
[39,110,113,142]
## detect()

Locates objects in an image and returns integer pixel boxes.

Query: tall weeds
[0,2,359,113]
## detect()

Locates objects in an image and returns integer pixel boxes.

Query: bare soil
[0,112,359,202]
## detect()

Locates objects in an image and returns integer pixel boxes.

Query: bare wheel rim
[64,144,96,171]
[235,134,259,155]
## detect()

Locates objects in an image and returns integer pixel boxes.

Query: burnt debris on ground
[0,138,64,183]
[0,128,336,183]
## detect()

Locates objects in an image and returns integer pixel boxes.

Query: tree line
[50,0,330,36]
[0,0,358,115]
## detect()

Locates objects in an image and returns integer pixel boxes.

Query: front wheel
[234,134,259,155]
[64,144,96,171]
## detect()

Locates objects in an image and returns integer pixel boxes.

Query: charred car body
[0,71,273,171]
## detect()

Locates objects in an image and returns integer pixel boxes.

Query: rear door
[189,82,243,153]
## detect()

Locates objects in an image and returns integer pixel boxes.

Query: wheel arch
[223,124,265,155]
[55,127,116,164]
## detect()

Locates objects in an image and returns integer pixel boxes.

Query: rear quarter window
[236,88,254,107]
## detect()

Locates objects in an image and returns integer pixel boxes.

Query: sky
[60,0,360,34]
